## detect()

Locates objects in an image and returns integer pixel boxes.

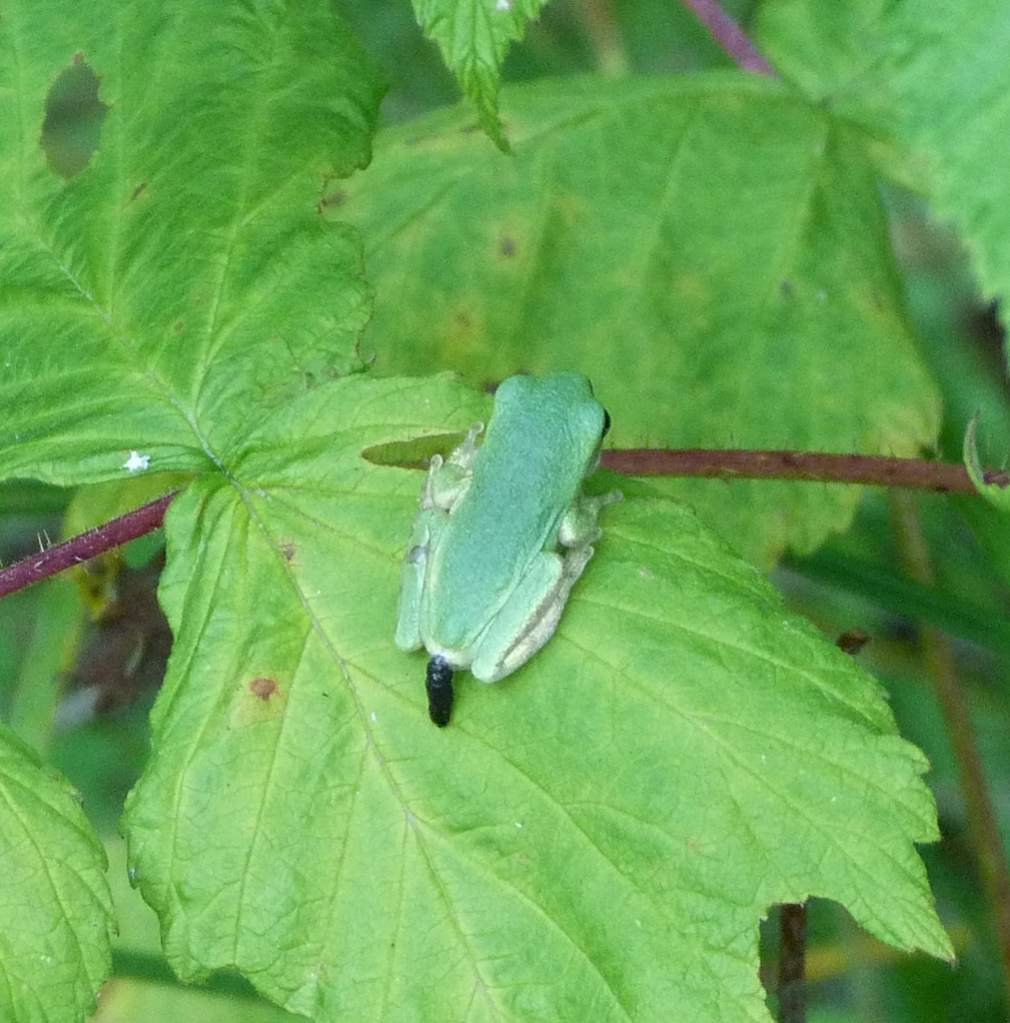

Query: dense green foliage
[1,1,1008,1021]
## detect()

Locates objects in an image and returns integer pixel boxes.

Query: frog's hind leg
[470,546,595,683]
[394,511,447,651]
[394,422,484,651]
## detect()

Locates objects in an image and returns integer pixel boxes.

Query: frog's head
[492,372,610,469]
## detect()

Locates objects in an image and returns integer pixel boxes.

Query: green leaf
[336,74,940,565]
[0,725,114,1022]
[1,7,951,1017]
[753,0,890,107]
[6,575,83,757]
[878,0,1010,316]
[0,0,383,487]
[756,0,1010,324]
[963,416,1010,513]
[410,0,550,148]
[101,838,297,1022]
[124,373,949,1021]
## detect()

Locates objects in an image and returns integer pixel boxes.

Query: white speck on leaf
[122,450,150,473]
[370,711,377,722]
[496,0,511,9]
[514,820,523,829]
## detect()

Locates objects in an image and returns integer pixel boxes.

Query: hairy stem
[602,448,985,493]
[0,492,175,599]
[679,0,776,75]
[0,446,1000,600]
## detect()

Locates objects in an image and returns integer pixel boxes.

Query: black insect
[425,655,454,727]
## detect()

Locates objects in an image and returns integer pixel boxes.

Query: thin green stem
[781,550,1010,659]
[891,492,1010,1005]
[576,0,629,76]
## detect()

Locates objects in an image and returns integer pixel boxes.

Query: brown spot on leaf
[130,181,147,202]
[280,541,296,562]
[250,677,278,701]
[500,236,516,257]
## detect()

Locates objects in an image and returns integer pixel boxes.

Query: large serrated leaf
[756,0,1010,334]
[123,373,950,1022]
[0,726,114,1023]
[333,74,940,565]
[880,0,1010,319]
[0,0,383,485]
[1,6,952,1019]
[411,0,551,148]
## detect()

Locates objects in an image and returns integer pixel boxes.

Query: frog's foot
[558,490,622,547]
[423,421,484,510]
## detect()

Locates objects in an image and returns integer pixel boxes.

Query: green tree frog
[394,373,622,726]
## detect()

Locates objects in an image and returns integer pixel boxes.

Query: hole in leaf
[41,56,108,179]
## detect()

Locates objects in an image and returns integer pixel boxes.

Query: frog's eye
[601,409,612,437]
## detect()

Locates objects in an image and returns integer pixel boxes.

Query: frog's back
[424,374,605,657]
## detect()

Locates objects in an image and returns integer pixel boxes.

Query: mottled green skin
[425,374,606,656]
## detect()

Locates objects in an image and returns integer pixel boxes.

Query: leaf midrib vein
[231,478,507,1020]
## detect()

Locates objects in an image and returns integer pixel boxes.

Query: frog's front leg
[422,420,483,512]
[394,421,484,652]
[558,490,623,548]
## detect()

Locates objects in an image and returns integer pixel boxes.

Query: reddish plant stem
[891,493,1010,1000]
[602,449,987,493]
[0,491,176,599]
[0,447,1002,601]
[679,0,777,76]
